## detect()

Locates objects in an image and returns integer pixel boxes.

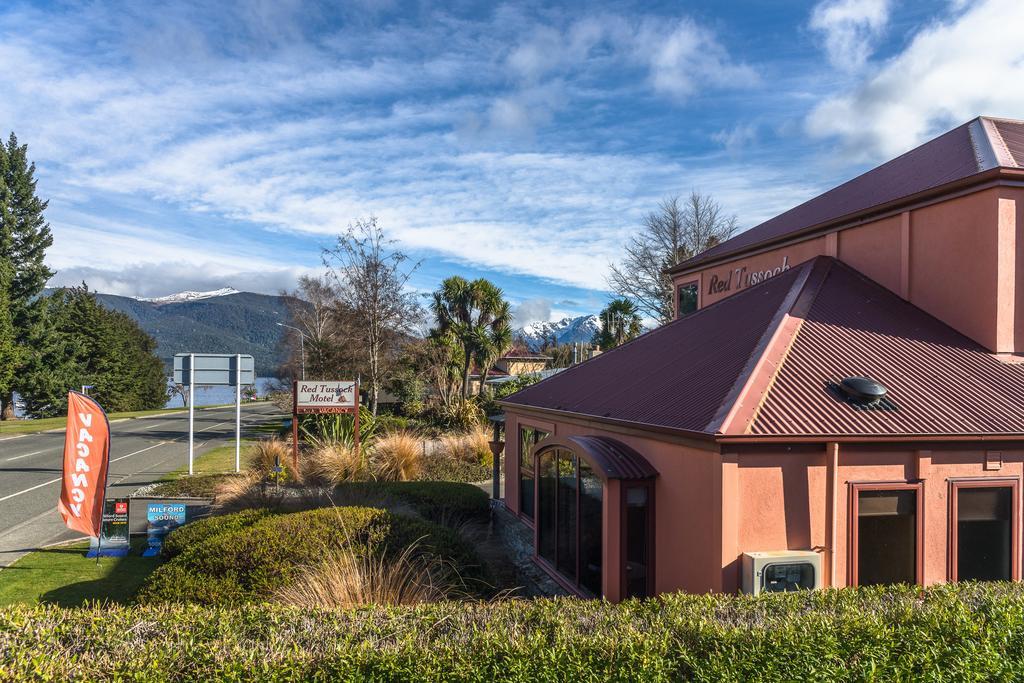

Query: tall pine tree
[0,133,54,419]
[0,260,20,403]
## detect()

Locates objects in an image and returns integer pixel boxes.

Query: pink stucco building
[500,116,1024,601]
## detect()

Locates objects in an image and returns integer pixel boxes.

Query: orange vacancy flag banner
[58,391,111,538]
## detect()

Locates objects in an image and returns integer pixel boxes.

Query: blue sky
[1,0,1022,325]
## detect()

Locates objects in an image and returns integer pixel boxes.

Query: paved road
[0,402,284,567]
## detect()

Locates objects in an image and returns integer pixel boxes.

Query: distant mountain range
[67,285,601,373]
[515,315,600,351]
[82,288,293,376]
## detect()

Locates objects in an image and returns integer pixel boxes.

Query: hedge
[138,507,490,605]
[3,583,1024,681]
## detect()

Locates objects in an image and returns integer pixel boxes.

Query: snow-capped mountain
[515,315,601,351]
[137,287,241,304]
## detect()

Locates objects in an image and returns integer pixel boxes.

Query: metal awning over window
[534,435,657,481]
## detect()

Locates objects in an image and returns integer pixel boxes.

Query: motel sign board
[294,381,358,414]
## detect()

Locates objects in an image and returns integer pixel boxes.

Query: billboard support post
[174,353,255,477]
[188,353,194,476]
[235,354,242,473]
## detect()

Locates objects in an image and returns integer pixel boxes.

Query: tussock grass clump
[273,541,453,608]
[371,431,423,481]
[212,472,286,512]
[245,437,308,484]
[440,426,493,466]
[308,443,365,485]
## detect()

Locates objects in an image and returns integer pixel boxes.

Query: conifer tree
[20,286,167,417]
[0,261,19,403]
[0,133,54,419]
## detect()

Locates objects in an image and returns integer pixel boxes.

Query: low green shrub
[5,583,1024,680]
[160,508,273,559]
[138,505,490,606]
[333,481,490,526]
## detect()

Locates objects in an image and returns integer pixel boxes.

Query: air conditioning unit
[742,550,822,595]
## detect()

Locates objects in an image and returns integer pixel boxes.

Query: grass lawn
[148,440,264,497]
[146,415,288,497]
[0,538,159,607]
[0,403,256,436]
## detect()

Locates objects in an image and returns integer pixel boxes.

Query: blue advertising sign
[142,502,186,557]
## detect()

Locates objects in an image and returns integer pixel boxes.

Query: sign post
[188,353,194,475]
[235,353,242,473]
[292,380,359,473]
[174,353,255,477]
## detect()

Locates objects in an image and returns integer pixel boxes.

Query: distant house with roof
[499,116,1024,602]
[468,351,552,394]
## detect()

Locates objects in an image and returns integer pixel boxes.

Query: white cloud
[806,0,1024,160]
[809,0,890,72]
[512,298,553,326]
[639,19,758,99]
[0,2,801,298]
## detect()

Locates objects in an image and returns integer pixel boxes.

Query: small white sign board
[173,353,254,386]
[294,381,358,414]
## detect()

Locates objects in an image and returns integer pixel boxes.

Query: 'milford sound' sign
[294,381,358,414]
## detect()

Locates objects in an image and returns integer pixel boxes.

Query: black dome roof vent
[839,376,887,404]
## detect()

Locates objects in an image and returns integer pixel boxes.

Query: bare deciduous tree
[608,192,737,324]
[324,218,422,415]
[279,275,357,381]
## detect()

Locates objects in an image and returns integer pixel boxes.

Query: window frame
[848,481,924,587]
[533,447,594,596]
[676,280,699,319]
[619,480,656,599]
[948,477,1020,582]
[516,422,551,525]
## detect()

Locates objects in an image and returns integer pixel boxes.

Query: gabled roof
[502,257,1024,440]
[670,116,1024,275]
[501,263,810,437]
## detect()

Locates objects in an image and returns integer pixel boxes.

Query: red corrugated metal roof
[672,117,1024,274]
[992,118,1024,167]
[504,256,1024,439]
[749,259,1024,437]
[501,263,807,435]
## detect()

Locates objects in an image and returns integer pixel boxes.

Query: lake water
[11,377,281,417]
[163,377,281,408]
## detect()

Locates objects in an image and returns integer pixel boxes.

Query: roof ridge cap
[973,118,1016,169]
[710,257,833,435]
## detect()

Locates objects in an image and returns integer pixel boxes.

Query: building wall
[505,408,1024,596]
[671,186,1024,353]
[503,409,723,600]
[499,359,548,375]
[727,443,1024,592]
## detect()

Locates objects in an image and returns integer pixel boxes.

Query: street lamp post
[276,322,306,380]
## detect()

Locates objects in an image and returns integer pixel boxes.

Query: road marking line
[0,442,167,503]
[197,421,231,433]
[0,434,28,442]
[5,448,58,462]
